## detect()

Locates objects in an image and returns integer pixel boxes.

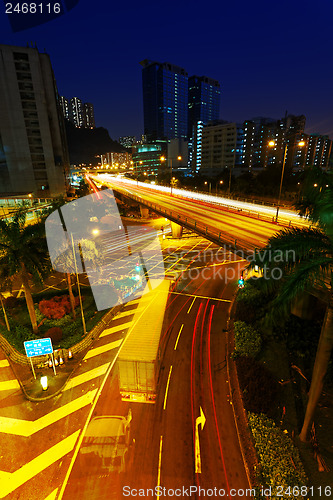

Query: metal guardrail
[173,193,298,228]
[127,193,257,257]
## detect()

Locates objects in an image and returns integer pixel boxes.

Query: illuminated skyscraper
[140,59,188,141]
[188,75,220,137]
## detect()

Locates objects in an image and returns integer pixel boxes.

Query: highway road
[0,223,252,499]
[91,174,308,252]
[61,241,250,499]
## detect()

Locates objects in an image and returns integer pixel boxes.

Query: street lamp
[204,181,211,194]
[268,139,305,222]
[216,180,223,195]
[160,155,182,195]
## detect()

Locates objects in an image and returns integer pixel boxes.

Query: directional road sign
[24,338,53,358]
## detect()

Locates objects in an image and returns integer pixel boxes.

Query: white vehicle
[79,410,133,473]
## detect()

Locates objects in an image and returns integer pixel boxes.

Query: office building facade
[141,59,188,141]
[0,44,69,196]
[188,75,220,137]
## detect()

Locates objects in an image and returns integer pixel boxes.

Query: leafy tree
[0,210,51,334]
[247,169,333,442]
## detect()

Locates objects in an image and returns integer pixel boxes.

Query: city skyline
[1,0,333,141]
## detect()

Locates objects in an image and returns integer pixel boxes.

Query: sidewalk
[2,279,169,402]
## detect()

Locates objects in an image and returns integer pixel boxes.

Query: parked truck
[117,280,170,403]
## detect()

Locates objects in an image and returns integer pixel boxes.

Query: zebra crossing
[0,296,150,499]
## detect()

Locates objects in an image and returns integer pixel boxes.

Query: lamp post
[268,139,305,222]
[160,155,182,195]
[204,181,211,194]
[216,180,223,195]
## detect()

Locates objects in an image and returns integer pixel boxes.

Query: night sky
[1,0,333,141]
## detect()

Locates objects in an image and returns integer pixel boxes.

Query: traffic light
[238,272,245,288]
[135,262,141,273]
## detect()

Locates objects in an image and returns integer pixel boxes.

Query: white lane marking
[187,296,196,313]
[163,366,173,410]
[156,435,163,500]
[174,325,184,350]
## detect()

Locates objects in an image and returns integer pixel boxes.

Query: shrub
[235,280,273,323]
[44,326,63,344]
[39,295,79,319]
[233,321,262,358]
[63,319,84,337]
[236,356,280,416]
[248,412,308,498]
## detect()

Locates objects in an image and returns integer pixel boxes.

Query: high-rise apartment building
[119,136,137,148]
[198,121,237,177]
[235,114,331,172]
[70,97,84,128]
[59,95,95,129]
[59,95,70,120]
[84,102,95,129]
[141,59,188,141]
[188,75,220,137]
[0,44,69,196]
[305,134,332,169]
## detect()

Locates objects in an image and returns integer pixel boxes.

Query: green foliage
[233,321,262,358]
[248,412,308,498]
[236,356,280,416]
[235,281,269,323]
[0,322,37,353]
[62,318,84,337]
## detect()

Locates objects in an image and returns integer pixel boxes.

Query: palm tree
[0,210,51,334]
[247,171,333,442]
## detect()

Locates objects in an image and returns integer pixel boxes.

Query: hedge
[236,356,280,416]
[248,412,308,499]
[233,321,262,358]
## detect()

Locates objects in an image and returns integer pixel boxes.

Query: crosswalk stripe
[84,339,123,360]
[0,389,97,436]
[0,379,20,391]
[0,360,9,368]
[0,430,80,499]
[43,489,58,500]
[113,308,143,320]
[64,364,109,391]
[100,321,132,338]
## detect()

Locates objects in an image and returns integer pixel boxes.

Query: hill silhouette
[65,120,126,165]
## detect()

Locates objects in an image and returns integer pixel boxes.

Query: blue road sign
[24,338,53,358]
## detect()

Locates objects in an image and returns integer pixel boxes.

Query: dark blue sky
[1,0,333,140]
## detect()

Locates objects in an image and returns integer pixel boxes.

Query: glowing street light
[268,139,305,222]
[160,155,182,195]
